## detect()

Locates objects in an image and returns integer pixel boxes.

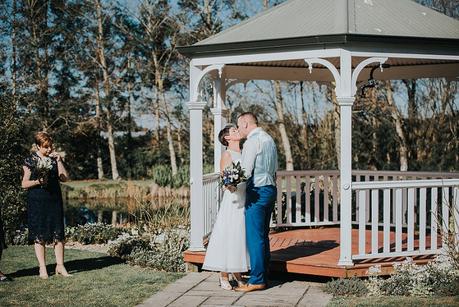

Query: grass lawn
[0,246,184,306]
[328,296,459,307]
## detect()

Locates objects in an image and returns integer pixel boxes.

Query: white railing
[274,170,459,228]
[352,179,459,260]
[274,170,340,227]
[203,173,221,238]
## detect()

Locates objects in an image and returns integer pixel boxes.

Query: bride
[202,125,249,290]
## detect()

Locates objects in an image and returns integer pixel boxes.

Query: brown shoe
[234,283,266,292]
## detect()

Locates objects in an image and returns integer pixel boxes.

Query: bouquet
[220,161,247,188]
[36,156,53,186]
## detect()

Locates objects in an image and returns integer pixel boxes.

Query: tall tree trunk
[29,0,49,130]
[95,84,104,179]
[95,0,119,180]
[385,82,408,171]
[156,75,178,175]
[165,121,178,175]
[274,81,294,170]
[126,61,134,179]
[154,103,160,143]
[177,125,183,165]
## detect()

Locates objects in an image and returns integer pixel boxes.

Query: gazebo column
[188,100,206,251]
[211,77,227,173]
[337,51,354,266]
[337,96,355,266]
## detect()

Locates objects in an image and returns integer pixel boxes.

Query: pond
[63,198,190,227]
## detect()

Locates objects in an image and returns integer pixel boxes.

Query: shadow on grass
[10,256,123,278]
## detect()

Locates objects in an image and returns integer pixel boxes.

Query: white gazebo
[179,0,459,274]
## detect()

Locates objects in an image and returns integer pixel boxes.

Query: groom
[235,112,278,292]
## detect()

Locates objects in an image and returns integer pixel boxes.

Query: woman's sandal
[219,276,232,290]
[39,266,48,280]
[55,265,72,277]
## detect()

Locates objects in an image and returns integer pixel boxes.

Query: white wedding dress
[202,150,250,273]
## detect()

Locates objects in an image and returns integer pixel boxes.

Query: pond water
[63,198,189,227]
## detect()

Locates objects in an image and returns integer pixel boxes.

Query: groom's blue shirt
[242,127,278,187]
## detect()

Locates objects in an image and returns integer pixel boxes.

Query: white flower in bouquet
[35,156,53,186]
[36,156,53,172]
[221,161,247,188]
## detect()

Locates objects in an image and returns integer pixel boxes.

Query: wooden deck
[183,227,437,278]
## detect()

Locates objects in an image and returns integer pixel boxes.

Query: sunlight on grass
[0,246,183,306]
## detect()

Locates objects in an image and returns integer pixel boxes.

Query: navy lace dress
[24,153,65,244]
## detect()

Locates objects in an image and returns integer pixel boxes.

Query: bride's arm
[220,151,232,174]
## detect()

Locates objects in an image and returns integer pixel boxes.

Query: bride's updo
[218,124,235,147]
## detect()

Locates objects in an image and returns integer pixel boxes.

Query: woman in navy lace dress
[22,132,71,279]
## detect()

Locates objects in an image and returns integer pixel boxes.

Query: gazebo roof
[179,0,459,57]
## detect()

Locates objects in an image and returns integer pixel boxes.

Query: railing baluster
[366,175,370,222]
[355,174,360,223]
[431,187,438,251]
[358,190,366,255]
[396,188,403,252]
[295,175,301,224]
[324,175,329,222]
[442,187,450,248]
[371,189,379,255]
[332,175,338,222]
[419,187,426,252]
[314,176,320,223]
[286,174,292,224]
[276,175,282,225]
[407,188,415,251]
[305,176,311,224]
[392,183,396,225]
[383,189,391,254]
[403,188,408,224]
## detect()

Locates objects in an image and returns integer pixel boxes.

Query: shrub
[171,167,190,188]
[65,223,127,244]
[0,94,28,243]
[10,228,29,245]
[323,277,368,297]
[149,165,173,187]
[108,229,189,272]
[325,254,459,298]
[378,256,459,297]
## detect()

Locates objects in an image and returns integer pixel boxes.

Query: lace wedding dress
[202,150,250,272]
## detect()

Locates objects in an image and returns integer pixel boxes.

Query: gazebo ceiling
[178,0,459,57]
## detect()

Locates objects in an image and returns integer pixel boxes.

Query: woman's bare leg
[34,242,47,278]
[54,241,71,276]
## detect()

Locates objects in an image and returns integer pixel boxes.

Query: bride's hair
[218,124,235,147]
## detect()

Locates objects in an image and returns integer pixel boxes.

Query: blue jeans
[245,179,277,285]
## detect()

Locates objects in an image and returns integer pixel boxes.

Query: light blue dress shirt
[242,127,278,187]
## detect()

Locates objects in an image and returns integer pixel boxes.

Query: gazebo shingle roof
[180,0,459,57]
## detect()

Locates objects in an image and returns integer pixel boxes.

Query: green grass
[328,296,459,307]
[0,246,183,306]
